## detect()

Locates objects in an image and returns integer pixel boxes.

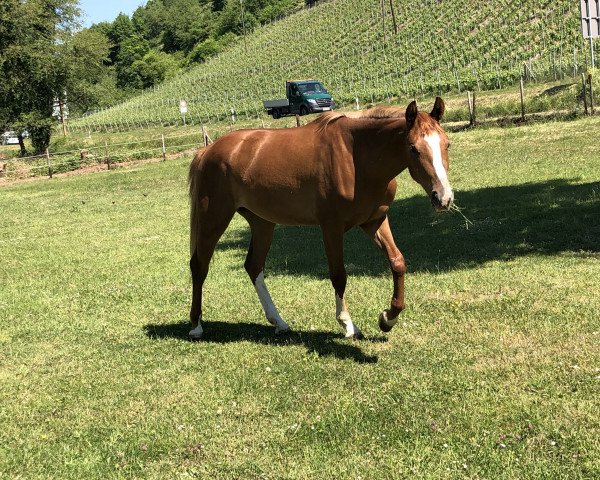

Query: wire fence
[0,128,214,181]
[1,71,596,182]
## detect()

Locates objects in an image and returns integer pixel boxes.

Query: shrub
[17,113,55,154]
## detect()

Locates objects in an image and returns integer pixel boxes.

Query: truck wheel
[300,106,309,116]
[272,109,281,119]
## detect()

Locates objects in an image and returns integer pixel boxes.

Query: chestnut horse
[188,97,453,340]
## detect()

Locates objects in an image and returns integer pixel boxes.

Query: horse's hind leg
[239,209,290,334]
[360,216,405,333]
[189,198,235,340]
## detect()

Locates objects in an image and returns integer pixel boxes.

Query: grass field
[1,114,599,478]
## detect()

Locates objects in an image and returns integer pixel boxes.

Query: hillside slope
[72,0,588,131]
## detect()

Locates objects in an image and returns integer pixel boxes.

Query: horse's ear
[405,100,418,129]
[430,97,445,123]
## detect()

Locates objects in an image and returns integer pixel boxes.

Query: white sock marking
[189,323,204,339]
[379,309,398,328]
[254,272,289,333]
[335,294,362,338]
[424,133,453,205]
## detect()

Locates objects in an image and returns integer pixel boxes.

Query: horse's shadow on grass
[146,179,597,362]
[144,321,382,364]
[219,178,599,276]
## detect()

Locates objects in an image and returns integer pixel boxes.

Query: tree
[212,0,227,11]
[107,13,135,63]
[161,0,215,53]
[218,0,258,37]
[54,28,112,118]
[115,35,151,88]
[0,0,80,154]
[128,50,179,89]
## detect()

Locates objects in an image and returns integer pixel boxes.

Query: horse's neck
[349,119,409,181]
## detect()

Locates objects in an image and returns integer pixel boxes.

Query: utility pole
[380,0,386,43]
[389,0,398,35]
[240,0,247,53]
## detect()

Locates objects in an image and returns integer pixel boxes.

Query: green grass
[1,115,599,479]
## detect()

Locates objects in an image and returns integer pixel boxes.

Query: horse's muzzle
[431,191,453,211]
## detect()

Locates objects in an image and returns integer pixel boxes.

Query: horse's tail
[188,147,207,258]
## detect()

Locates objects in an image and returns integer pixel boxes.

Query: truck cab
[286,80,333,115]
[264,80,334,119]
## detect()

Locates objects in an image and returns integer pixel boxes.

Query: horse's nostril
[431,191,441,207]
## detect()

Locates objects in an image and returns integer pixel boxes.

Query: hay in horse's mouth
[448,202,474,229]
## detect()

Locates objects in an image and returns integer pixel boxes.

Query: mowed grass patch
[1,116,599,479]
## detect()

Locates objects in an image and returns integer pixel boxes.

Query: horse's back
[190,125,340,225]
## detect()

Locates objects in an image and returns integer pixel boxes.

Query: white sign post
[179,99,188,126]
[581,0,599,69]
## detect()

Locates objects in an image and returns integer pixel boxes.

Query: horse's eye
[410,145,418,154]
[447,142,451,149]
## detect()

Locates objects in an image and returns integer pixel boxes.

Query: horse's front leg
[321,224,363,339]
[360,216,405,333]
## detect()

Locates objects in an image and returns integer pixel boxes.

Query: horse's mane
[312,106,406,131]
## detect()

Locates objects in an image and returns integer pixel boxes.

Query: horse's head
[404,97,453,211]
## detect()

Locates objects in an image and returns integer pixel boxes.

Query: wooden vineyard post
[589,73,595,115]
[161,134,166,161]
[467,91,476,126]
[519,77,526,122]
[59,101,67,137]
[202,126,210,147]
[467,91,473,125]
[582,73,589,115]
[472,90,476,126]
[45,149,52,179]
[105,141,111,170]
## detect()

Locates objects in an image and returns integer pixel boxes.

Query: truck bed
[263,99,289,109]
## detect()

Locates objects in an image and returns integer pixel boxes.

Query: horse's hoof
[189,324,204,340]
[344,326,364,340]
[274,325,291,335]
[378,311,397,333]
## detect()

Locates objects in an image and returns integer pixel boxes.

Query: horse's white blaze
[424,133,453,205]
[336,294,362,338]
[254,272,290,333]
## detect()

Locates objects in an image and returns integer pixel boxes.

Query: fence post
[468,91,476,126]
[161,133,166,161]
[519,77,526,122]
[472,90,476,126]
[589,73,595,115]
[295,115,301,127]
[104,141,111,170]
[45,148,52,179]
[582,73,589,115]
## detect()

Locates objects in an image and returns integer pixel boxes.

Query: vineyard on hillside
[70,0,592,131]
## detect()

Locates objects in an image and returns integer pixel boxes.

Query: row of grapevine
[69,0,596,132]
